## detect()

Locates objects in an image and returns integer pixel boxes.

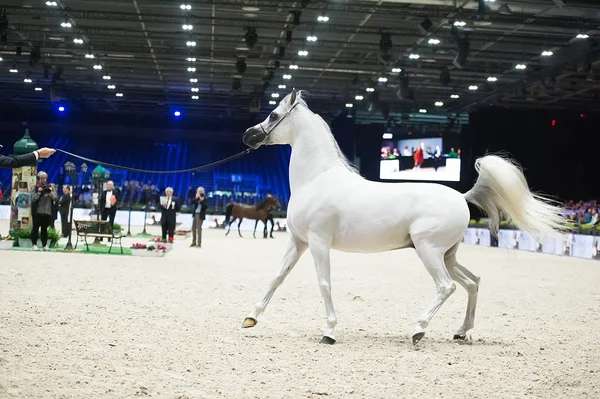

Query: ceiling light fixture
[450,94,460,99]
[283,74,292,80]
[182,24,193,30]
[191,87,199,92]
[269,100,277,105]
[576,33,589,39]
[102,75,111,80]
[469,85,478,90]
[345,103,353,108]
[487,76,498,82]
[61,21,72,28]
[355,95,364,100]
[187,67,196,72]
[35,87,43,91]
[391,68,402,73]
[317,15,329,22]
[409,54,420,59]
[191,95,199,99]
[9,68,18,73]
[515,64,527,70]
[378,77,388,83]
[180,4,191,10]
[428,38,441,45]
[435,101,443,106]
[85,53,94,59]
[93,64,102,70]
[366,87,375,92]
[454,21,466,27]
[186,57,196,62]
[186,41,196,47]
[24,78,32,83]
[271,93,280,98]
[289,64,298,69]
[419,109,427,113]
[278,84,286,89]
[73,38,83,44]
[116,93,123,97]
[298,50,308,56]
[306,35,317,42]
[107,85,115,89]
[541,50,553,57]
[190,78,198,83]
[45,1,58,6]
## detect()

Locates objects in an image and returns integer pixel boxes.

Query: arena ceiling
[1,0,600,123]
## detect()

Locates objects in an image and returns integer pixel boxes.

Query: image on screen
[379,133,462,182]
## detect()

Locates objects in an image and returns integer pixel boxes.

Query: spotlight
[182,24,193,30]
[174,111,181,117]
[191,95,199,99]
[186,41,196,47]
[419,109,427,113]
[187,67,196,72]
[469,85,478,90]
[289,64,298,70]
[487,76,497,82]
[408,54,420,59]
[190,78,198,83]
[107,85,115,89]
[450,94,460,99]
[278,84,286,89]
[24,78,32,83]
[317,15,329,22]
[116,93,123,97]
[187,57,196,62]
[378,77,388,83]
[345,103,353,108]
[392,68,402,73]
[435,101,443,106]
[283,74,292,80]
[269,100,277,105]
[73,38,84,44]
[355,95,364,100]
[576,33,589,39]
[298,50,308,56]
[35,87,42,91]
[93,64,102,70]
[541,50,553,57]
[428,38,441,45]
[85,53,95,59]
[271,93,280,98]
[515,64,527,70]
[58,106,66,112]
[103,75,111,80]
[366,87,375,92]
[306,35,317,42]
[180,4,191,10]
[191,87,199,92]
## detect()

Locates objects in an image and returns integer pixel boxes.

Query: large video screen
[379,132,462,182]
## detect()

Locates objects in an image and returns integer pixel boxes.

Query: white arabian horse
[240,89,565,345]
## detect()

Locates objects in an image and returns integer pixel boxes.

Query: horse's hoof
[412,332,425,345]
[453,334,467,340]
[241,317,257,328]
[320,336,336,345]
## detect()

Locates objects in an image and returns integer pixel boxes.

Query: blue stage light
[58,106,65,112]
[173,110,181,117]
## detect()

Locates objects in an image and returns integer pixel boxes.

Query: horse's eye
[269,112,278,121]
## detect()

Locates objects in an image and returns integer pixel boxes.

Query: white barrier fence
[463,227,600,261]
[0,205,287,233]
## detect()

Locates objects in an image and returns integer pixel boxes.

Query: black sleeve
[175,197,182,212]
[0,153,37,168]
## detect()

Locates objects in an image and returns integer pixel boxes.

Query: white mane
[293,90,360,175]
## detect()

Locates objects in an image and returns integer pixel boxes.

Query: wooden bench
[74,220,123,254]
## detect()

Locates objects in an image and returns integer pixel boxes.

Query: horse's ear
[290,88,297,105]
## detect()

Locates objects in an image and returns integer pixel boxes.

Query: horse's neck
[289,118,350,191]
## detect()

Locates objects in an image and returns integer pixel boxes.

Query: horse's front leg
[238,218,243,238]
[242,235,308,328]
[308,234,337,344]
[226,217,234,236]
[253,220,259,238]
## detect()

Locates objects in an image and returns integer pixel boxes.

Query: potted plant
[47,227,61,248]
[16,228,33,247]
[130,242,167,257]
[0,234,15,250]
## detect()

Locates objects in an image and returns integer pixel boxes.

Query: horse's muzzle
[242,127,267,149]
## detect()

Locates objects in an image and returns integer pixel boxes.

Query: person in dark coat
[160,187,180,243]
[58,185,72,237]
[190,186,208,247]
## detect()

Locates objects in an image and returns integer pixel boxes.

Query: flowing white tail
[464,154,566,240]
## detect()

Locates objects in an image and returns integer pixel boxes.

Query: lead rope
[55,148,254,174]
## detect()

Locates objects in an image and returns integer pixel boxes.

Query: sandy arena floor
[1,224,599,399]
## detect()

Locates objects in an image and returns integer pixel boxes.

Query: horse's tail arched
[464,154,567,240]
[224,203,234,226]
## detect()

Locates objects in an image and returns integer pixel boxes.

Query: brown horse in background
[224,196,281,238]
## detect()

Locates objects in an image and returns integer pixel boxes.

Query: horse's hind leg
[226,217,235,236]
[412,241,456,345]
[253,220,259,238]
[238,218,243,237]
[445,245,480,340]
[242,235,307,328]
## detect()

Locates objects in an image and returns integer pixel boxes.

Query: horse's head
[267,195,281,210]
[243,89,303,149]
